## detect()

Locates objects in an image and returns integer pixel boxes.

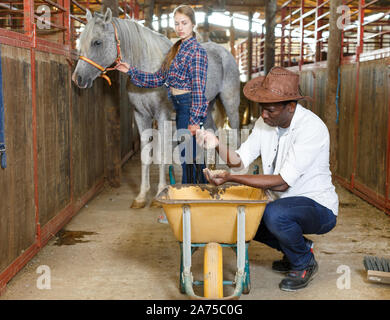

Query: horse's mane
[79,13,172,69]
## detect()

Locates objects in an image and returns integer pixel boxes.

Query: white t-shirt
[235,104,339,215]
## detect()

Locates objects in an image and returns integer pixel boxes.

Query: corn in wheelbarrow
[155,184,271,300]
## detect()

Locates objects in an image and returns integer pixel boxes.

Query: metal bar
[30,23,40,247]
[34,13,66,30]
[237,206,245,271]
[364,30,390,41]
[70,14,86,24]
[40,0,67,12]
[299,0,305,70]
[363,0,380,9]
[281,6,286,66]
[182,205,191,270]
[0,242,40,293]
[24,0,34,34]
[356,0,365,59]
[71,0,87,12]
[315,0,323,62]
[362,10,390,27]
[386,68,390,202]
[281,0,293,9]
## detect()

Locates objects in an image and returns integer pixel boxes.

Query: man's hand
[196,129,219,149]
[203,168,229,186]
[114,61,130,73]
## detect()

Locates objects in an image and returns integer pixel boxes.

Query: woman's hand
[188,124,200,136]
[114,61,130,73]
[196,129,219,149]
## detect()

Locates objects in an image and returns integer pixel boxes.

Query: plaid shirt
[127,36,208,125]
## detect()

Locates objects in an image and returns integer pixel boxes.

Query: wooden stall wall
[297,57,390,215]
[335,58,390,210]
[0,45,35,274]
[0,48,137,293]
[355,60,389,199]
[298,67,327,122]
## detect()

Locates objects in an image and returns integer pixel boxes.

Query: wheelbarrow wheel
[204,242,223,299]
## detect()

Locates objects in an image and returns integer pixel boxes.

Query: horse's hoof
[130,199,146,209]
[150,200,162,208]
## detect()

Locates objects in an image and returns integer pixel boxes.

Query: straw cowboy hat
[243,66,309,103]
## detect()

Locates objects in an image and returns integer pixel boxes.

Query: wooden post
[143,0,155,30]
[325,0,342,173]
[281,6,286,67]
[230,13,236,57]
[299,0,305,70]
[156,4,162,34]
[264,0,276,74]
[247,11,253,81]
[203,8,210,42]
[315,0,324,62]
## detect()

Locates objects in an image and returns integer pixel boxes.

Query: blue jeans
[254,196,337,270]
[171,93,206,184]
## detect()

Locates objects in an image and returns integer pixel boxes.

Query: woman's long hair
[161,5,196,71]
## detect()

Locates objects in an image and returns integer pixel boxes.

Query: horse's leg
[219,87,240,131]
[204,98,217,131]
[131,109,152,209]
[149,112,171,208]
[219,86,241,150]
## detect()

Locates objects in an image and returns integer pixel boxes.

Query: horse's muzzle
[72,72,92,89]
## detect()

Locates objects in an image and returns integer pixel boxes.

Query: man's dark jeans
[254,196,337,270]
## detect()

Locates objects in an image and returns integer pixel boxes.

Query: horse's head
[72,8,119,88]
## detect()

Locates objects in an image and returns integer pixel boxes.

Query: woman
[115,5,208,184]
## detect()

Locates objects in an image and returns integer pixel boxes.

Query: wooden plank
[367,270,390,284]
[355,59,388,197]
[103,72,121,187]
[336,63,357,183]
[36,52,71,226]
[314,69,327,121]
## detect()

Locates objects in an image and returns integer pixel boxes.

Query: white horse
[72,8,241,208]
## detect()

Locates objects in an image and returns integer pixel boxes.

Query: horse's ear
[86,9,93,22]
[103,8,112,24]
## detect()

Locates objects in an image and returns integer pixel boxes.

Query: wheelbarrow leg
[179,243,198,294]
[230,242,251,294]
[243,243,251,294]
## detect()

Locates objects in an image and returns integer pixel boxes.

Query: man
[196,67,338,291]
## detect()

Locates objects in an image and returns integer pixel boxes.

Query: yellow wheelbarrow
[155,184,271,300]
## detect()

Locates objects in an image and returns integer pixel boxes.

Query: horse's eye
[93,40,102,46]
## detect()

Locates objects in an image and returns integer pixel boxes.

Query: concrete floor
[1,153,390,300]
